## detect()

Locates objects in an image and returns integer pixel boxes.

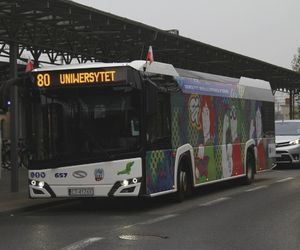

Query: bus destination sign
[34,67,127,88]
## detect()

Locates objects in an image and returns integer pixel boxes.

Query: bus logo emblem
[94,168,104,182]
[72,170,87,179]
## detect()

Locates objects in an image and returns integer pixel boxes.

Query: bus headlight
[30,180,45,188]
[38,181,45,188]
[121,180,129,187]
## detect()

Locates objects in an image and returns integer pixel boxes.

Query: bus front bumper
[29,179,142,198]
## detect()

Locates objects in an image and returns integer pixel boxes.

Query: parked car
[275,120,300,166]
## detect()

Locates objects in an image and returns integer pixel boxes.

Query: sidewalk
[0,167,65,213]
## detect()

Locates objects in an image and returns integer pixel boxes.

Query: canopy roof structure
[0,0,300,92]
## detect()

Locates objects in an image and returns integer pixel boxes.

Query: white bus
[27,60,275,201]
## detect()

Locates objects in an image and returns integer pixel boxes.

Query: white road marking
[137,214,178,225]
[198,197,231,207]
[119,235,139,240]
[121,214,178,229]
[122,224,134,229]
[276,177,295,183]
[61,237,103,250]
[245,185,268,192]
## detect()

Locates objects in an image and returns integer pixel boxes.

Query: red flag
[146,46,154,64]
[25,58,33,72]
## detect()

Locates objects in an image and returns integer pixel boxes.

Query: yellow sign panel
[35,69,119,88]
[59,71,116,85]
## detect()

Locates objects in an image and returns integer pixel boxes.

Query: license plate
[68,187,94,197]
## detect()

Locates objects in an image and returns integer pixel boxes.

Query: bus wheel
[175,163,191,202]
[243,151,255,185]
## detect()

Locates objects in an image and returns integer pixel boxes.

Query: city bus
[27,60,275,201]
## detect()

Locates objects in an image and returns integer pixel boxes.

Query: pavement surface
[0,167,65,213]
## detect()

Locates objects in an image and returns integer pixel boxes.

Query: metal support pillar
[289,90,293,120]
[9,41,19,192]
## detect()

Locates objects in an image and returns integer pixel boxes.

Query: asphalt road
[0,168,299,250]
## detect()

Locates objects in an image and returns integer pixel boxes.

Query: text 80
[37,73,51,87]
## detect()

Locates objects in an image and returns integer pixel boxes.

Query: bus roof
[33,60,179,77]
[33,60,274,102]
[175,67,274,102]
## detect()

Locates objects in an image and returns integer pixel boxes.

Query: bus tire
[243,151,255,185]
[175,160,192,202]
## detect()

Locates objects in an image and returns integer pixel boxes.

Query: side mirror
[145,80,158,115]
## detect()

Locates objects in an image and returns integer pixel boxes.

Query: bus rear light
[31,180,36,186]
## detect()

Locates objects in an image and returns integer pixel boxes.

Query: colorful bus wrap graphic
[170,92,272,186]
[146,150,174,194]
[145,92,272,194]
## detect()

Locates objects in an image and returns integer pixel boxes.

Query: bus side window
[146,92,171,149]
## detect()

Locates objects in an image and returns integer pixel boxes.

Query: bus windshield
[29,86,141,168]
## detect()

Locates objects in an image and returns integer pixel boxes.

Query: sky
[72,0,300,70]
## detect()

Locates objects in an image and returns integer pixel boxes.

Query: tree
[291,47,300,72]
[291,47,300,118]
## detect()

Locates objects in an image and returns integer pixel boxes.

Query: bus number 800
[37,73,51,87]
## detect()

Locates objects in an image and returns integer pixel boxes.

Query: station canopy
[1,0,300,92]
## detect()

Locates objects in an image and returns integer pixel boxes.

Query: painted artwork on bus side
[146,93,272,194]
[145,150,174,194]
[171,93,271,185]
